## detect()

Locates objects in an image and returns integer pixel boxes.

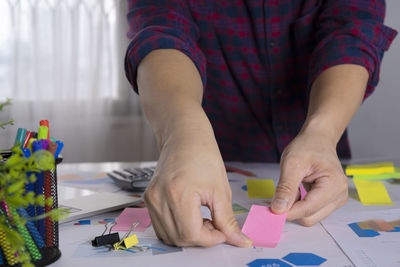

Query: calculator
[107,167,156,191]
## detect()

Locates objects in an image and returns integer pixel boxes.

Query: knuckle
[275,182,296,195]
[221,215,240,233]
[283,153,302,169]
[299,218,317,227]
[302,207,313,218]
[165,177,185,199]
[144,186,159,204]
[178,229,198,244]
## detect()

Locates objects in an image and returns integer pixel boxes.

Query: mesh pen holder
[0,156,62,267]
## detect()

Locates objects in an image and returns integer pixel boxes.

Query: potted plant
[0,99,66,267]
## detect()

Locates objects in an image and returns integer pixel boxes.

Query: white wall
[348,0,400,161]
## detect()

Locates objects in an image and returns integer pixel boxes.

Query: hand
[144,135,252,247]
[271,130,348,226]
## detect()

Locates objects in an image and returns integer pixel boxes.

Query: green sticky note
[246,179,275,199]
[345,162,395,176]
[232,203,249,214]
[353,178,394,205]
[353,167,400,180]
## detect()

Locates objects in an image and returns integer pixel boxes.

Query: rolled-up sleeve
[309,0,397,98]
[124,0,206,93]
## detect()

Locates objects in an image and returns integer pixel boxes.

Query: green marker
[14,128,27,148]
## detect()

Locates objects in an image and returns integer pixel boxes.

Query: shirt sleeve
[124,0,207,93]
[309,0,397,99]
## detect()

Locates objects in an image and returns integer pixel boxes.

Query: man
[125,0,396,247]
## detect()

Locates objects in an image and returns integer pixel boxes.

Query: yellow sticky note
[345,162,395,176]
[353,178,393,205]
[246,179,275,199]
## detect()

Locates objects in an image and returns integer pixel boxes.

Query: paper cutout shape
[247,259,292,267]
[241,205,287,248]
[113,208,151,232]
[246,179,275,198]
[358,219,394,232]
[345,162,395,176]
[299,184,307,200]
[348,223,380,237]
[283,252,327,266]
[353,178,393,205]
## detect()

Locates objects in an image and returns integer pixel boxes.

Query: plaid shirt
[125,0,397,162]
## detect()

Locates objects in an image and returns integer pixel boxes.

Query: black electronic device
[107,167,156,191]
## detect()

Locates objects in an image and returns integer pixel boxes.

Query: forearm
[301,64,369,145]
[137,49,217,152]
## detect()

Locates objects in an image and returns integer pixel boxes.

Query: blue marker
[18,208,45,248]
[54,140,64,158]
[32,140,43,152]
[22,148,31,158]
[0,248,3,265]
[32,140,45,238]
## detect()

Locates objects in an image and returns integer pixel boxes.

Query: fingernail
[240,232,253,247]
[272,198,288,212]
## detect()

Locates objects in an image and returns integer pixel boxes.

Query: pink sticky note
[299,183,307,200]
[113,208,151,232]
[241,205,287,248]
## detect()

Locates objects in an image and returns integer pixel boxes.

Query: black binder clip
[92,222,120,247]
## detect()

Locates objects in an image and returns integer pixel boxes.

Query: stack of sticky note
[345,162,400,180]
[346,162,396,205]
[246,179,275,199]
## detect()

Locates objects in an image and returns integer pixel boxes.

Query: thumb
[212,195,252,247]
[272,160,303,214]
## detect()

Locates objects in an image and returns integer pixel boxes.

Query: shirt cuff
[309,22,397,99]
[125,27,207,93]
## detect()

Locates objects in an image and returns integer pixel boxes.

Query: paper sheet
[246,179,275,198]
[113,208,152,232]
[345,162,395,176]
[353,178,393,205]
[322,209,400,267]
[241,205,287,248]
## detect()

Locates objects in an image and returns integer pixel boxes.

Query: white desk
[52,162,400,267]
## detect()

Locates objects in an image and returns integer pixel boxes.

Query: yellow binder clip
[113,221,139,250]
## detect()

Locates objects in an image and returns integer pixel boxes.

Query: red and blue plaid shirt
[125,0,397,162]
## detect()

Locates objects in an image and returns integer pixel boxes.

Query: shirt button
[269,40,276,47]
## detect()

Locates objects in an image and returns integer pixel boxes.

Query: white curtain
[0,0,158,162]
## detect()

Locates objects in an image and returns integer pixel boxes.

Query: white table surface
[51,161,400,267]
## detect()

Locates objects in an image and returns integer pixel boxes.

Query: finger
[287,176,345,221]
[211,194,252,248]
[203,218,215,231]
[272,157,306,214]
[297,196,346,226]
[171,195,227,247]
[146,204,174,245]
[144,191,176,245]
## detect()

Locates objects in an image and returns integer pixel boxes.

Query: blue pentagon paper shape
[247,258,292,267]
[283,253,327,266]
